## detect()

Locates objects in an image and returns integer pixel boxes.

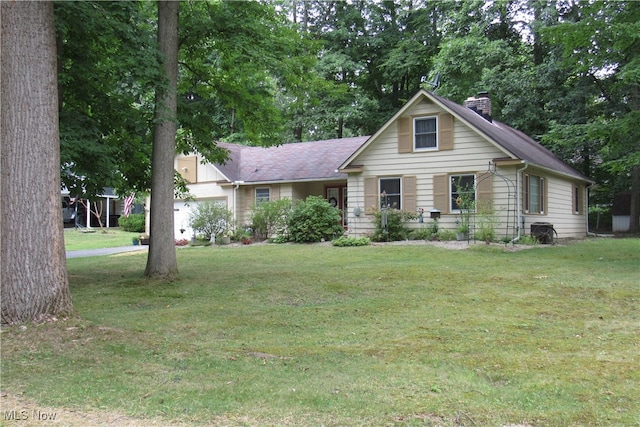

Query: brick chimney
[463,91,492,122]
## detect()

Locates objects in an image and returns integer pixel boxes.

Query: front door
[326,186,347,228]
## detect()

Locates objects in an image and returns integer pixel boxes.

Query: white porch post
[106,197,111,228]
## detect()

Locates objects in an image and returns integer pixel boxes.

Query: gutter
[512,162,528,243]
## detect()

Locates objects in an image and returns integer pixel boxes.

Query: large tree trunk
[1,2,73,324]
[145,1,179,278]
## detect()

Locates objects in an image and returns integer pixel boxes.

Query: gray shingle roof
[215,137,369,184]
[430,91,591,182]
[214,90,590,185]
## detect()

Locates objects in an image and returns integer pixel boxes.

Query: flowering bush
[174,239,189,246]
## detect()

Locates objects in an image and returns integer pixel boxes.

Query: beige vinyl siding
[290,183,309,201]
[177,156,197,183]
[279,184,295,200]
[175,154,230,183]
[477,172,493,202]
[271,185,280,200]
[491,168,517,236]
[573,183,585,215]
[244,187,255,220]
[529,173,587,238]
[345,100,508,236]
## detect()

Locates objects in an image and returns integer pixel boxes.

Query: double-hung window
[524,174,545,214]
[380,178,401,209]
[414,117,437,150]
[255,187,270,204]
[450,175,475,212]
[573,184,583,215]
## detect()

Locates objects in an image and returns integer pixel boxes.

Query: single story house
[173,136,368,239]
[174,89,593,241]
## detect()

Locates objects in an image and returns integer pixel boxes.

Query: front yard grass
[1,238,638,426]
[63,227,140,251]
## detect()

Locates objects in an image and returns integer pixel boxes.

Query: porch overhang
[338,165,364,173]
[492,158,524,166]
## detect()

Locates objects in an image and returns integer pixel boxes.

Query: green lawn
[2,239,639,426]
[64,227,141,250]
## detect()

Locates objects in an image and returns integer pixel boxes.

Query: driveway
[66,245,148,259]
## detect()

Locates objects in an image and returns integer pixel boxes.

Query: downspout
[512,162,528,243]
[586,183,596,236]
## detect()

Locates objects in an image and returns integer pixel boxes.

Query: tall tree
[543,0,640,227]
[1,2,73,324]
[177,0,313,149]
[145,1,179,278]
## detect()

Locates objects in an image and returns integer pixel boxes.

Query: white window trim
[449,174,476,213]
[574,184,581,215]
[413,116,438,151]
[379,177,402,209]
[524,174,545,214]
[255,187,270,204]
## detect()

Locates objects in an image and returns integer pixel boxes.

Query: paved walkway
[66,245,148,259]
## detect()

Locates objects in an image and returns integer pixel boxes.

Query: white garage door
[173,199,228,240]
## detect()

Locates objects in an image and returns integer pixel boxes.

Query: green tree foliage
[542,1,640,213]
[53,0,638,234]
[189,201,233,241]
[55,2,160,198]
[145,0,180,279]
[55,0,315,196]
[288,196,344,243]
[177,1,314,152]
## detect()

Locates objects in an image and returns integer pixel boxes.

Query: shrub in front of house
[189,201,233,241]
[371,208,417,241]
[437,229,457,241]
[288,196,344,243]
[409,228,433,241]
[332,236,371,247]
[118,213,145,232]
[251,198,292,240]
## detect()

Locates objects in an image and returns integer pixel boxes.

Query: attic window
[414,117,437,150]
